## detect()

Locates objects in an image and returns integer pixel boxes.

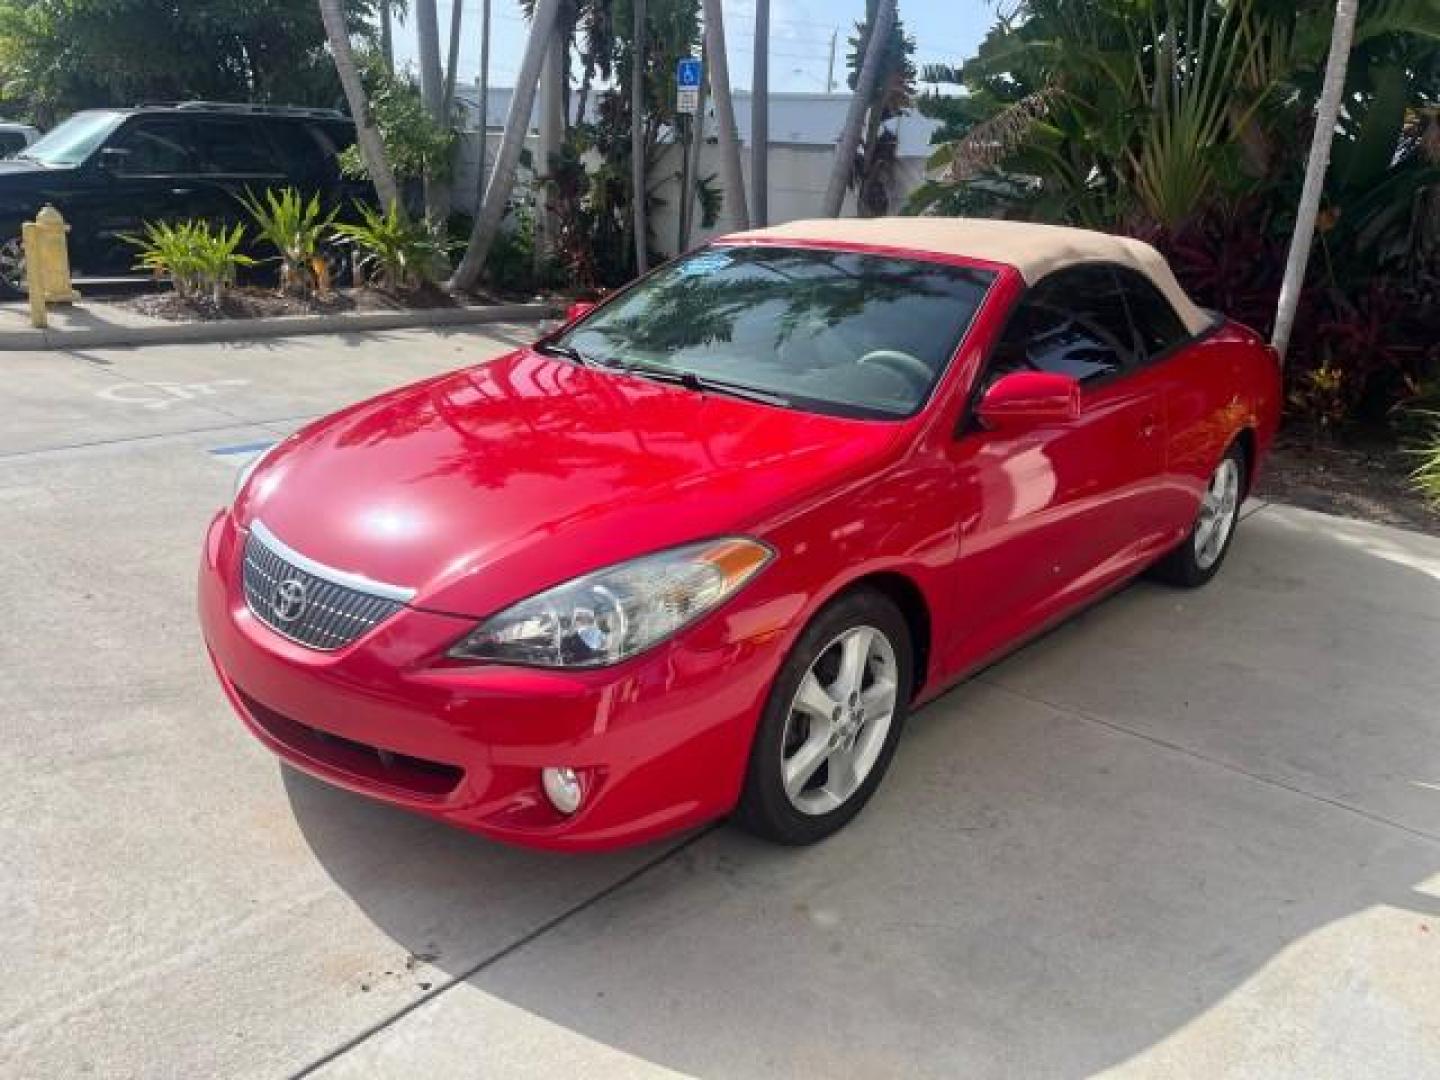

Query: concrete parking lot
[2,325,1437,1079]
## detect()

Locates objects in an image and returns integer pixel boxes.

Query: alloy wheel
[1194,457,1240,570]
[0,236,25,292]
[780,625,899,816]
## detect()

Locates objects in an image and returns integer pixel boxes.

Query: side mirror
[565,300,597,324]
[96,147,129,173]
[976,372,1081,431]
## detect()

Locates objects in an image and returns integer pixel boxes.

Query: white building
[452,85,945,257]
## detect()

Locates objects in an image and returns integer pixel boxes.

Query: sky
[393,0,994,95]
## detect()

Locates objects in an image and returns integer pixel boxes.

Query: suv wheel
[0,234,25,296]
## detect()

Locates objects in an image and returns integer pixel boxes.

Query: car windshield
[560,245,995,419]
[21,110,125,166]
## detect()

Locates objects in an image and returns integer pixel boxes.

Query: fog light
[541,767,583,815]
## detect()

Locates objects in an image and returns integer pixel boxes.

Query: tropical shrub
[1412,416,1440,505]
[125,220,254,306]
[332,200,452,291]
[909,0,1440,426]
[238,187,338,297]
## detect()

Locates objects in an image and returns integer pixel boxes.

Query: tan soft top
[725,217,1212,335]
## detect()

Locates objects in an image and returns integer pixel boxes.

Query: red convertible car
[199,218,1281,850]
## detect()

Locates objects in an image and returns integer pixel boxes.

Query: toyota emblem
[271,578,308,623]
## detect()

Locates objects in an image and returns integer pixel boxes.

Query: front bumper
[198,511,779,850]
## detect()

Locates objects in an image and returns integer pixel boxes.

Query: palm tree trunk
[415,0,449,222]
[476,0,491,205]
[442,0,465,116]
[632,0,649,274]
[449,0,564,292]
[678,40,708,250]
[1272,0,1357,362]
[379,2,394,73]
[702,0,749,230]
[416,0,444,116]
[318,0,401,211]
[751,0,769,226]
[822,0,895,218]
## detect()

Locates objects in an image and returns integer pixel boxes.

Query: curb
[0,302,558,351]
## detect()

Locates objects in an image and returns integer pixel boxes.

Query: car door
[943,264,1169,673]
[1110,264,1223,540]
[66,115,200,275]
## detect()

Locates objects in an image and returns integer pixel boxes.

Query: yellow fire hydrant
[22,204,81,328]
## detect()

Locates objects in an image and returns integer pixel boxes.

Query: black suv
[0,102,368,292]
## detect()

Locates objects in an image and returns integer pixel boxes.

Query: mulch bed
[122,284,463,323]
[1256,427,1440,537]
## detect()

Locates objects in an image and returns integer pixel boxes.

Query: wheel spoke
[782,727,832,798]
[860,676,897,722]
[836,627,873,701]
[793,670,839,722]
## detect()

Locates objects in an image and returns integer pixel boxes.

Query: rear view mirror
[976,372,1081,431]
[565,300,597,324]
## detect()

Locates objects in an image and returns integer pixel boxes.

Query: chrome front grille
[241,521,411,651]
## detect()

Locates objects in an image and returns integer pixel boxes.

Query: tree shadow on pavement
[287,506,1440,1077]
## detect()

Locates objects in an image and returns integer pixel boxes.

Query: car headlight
[448,537,774,668]
[233,441,279,500]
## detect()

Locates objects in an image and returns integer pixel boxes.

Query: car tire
[0,232,25,298]
[734,588,913,845]
[1152,440,1248,588]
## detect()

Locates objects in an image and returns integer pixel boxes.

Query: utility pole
[751,0,770,226]
[826,30,837,93]
[380,2,394,73]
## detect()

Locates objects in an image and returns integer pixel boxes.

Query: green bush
[125,220,253,305]
[331,201,452,292]
[238,187,337,297]
[1412,415,1440,506]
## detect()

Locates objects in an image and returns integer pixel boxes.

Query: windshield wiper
[616,362,792,408]
[534,339,594,366]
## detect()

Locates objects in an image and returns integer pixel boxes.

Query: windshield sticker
[678,252,732,277]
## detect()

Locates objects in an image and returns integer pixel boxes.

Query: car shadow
[286,508,1440,1076]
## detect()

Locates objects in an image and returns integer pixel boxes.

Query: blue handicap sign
[677,57,703,88]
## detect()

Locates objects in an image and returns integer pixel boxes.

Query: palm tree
[822,0,896,217]
[442,0,466,116]
[450,0,565,291]
[318,0,401,211]
[1272,0,1359,362]
[751,0,770,226]
[632,0,649,273]
[702,0,749,230]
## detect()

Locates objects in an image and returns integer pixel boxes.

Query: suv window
[989,264,1137,385]
[194,118,282,176]
[0,132,27,157]
[263,121,333,181]
[110,117,195,175]
[1113,265,1189,360]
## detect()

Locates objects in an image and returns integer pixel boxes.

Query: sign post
[676,56,702,114]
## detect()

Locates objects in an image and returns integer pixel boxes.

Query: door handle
[1139,416,1160,439]
[170,187,194,196]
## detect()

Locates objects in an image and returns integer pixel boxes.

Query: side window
[0,132,26,157]
[989,265,1137,385]
[109,118,195,175]
[264,122,331,182]
[1113,266,1189,360]
[194,119,282,176]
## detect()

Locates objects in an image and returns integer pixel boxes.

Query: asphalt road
[2,326,1438,1079]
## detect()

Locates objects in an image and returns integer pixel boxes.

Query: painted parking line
[209,440,276,458]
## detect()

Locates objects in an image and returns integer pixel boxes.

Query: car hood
[239,349,906,617]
